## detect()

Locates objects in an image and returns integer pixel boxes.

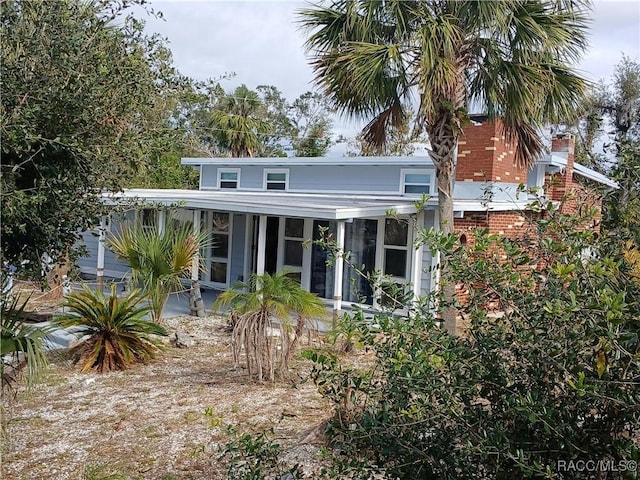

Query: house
[76,118,616,323]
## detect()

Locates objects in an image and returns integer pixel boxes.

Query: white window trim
[374,217,412,311]
[400,168,434,196]
[217,168,241,190]
[264,168,289,191]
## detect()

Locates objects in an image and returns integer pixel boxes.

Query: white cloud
[139,0,640,139]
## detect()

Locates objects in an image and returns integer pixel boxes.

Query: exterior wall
[457,119,528,184]
[200,163,434,194]
[76,212,133,279]
[545,133,603,229]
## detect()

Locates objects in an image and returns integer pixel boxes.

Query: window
[402,170,432,195]
[282,218,304,284]
[140,209,156,231]
[383,219,409,279]
[207,212,231,285]
[218,169,240,189]
[264,169,288,191]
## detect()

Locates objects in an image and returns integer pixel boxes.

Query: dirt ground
[1,311,334,480]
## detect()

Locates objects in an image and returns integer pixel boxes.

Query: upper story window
[401,169,431,195]
[218,169,240,189]
[264,169,289,191]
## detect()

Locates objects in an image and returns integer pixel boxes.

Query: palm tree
[214,271,327,382]
[299,0,590,331]
[211,85,272,157]
[108,218,207,322]
[57,284,167,372]
[1,296,52,391]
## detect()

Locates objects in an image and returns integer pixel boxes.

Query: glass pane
[220,181,237,189]
[384,249,407,277]
[404,184,430,194]
[220,171,238,180]
[285,218,304,238]
[384,219,408,246]
[343,219,377,304]
[211,262,227,283]
[142,209,155,227]
[267,172,287,182]
[284,240,303,267]
[212,213,229,232]
[405,173,430,184]
[212,233,229,258]
[310,220,335,299]
[266,182,286,190]
[285,271,302,284]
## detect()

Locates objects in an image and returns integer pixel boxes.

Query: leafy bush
[304,206,640,479]
[57,284,167,372]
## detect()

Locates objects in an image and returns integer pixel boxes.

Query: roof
[541,154,618,189]
[105,189,536,219]
[105,189,424,220]
[181,156,434,167]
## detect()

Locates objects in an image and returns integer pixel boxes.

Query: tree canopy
[1,0,185,271]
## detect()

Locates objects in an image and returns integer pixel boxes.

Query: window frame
[217,168,241,190]
[204,211,233,287]
[263,168,289,191]
[400,168,433,196]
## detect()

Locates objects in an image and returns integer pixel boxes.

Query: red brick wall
[456,119,528,184]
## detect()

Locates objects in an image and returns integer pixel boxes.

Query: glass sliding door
[310,220,335,300]
[343,219,377,305]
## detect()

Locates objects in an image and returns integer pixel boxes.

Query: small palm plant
[1,296,52,391]
[57,284,167,373]
[214,271,327,382]
[108,219,207,322]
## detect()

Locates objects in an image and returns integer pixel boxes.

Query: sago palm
[108,219,207,322]
[214,271,327,382]
[299,0,590,331]
[57,284,167,373]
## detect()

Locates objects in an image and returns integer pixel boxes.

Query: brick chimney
[456,117,527,184]
[547,133,576,202]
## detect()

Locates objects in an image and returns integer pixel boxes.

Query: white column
[332,220,346,313]
[96,216,107,287]
[191,210,201,281]
[412,211,425,301]
[157,209,166,234]
[256,215,267,276]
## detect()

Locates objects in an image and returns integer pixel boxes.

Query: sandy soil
[1,313,333,480]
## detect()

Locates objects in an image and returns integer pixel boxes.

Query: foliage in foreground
[0,295,52,391]
[303,207,640,479]
[108,218,207,322]
[57,284,167,373]
[214,271,327,382]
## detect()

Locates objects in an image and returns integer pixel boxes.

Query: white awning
[104,189,426,220]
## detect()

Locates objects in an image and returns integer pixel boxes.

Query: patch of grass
[82,462,137,480]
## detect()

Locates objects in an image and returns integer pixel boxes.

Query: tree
[57,284,167,373]
[0,0,182,274]
[108,218,207,322]
[210,85,272,157]
[289,92,334,157]
[214,271,327,382]
[299,0,590,330]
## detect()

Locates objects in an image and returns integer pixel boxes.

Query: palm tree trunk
[428,111,459,335]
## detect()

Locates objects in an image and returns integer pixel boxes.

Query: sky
[136,0,640,140]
